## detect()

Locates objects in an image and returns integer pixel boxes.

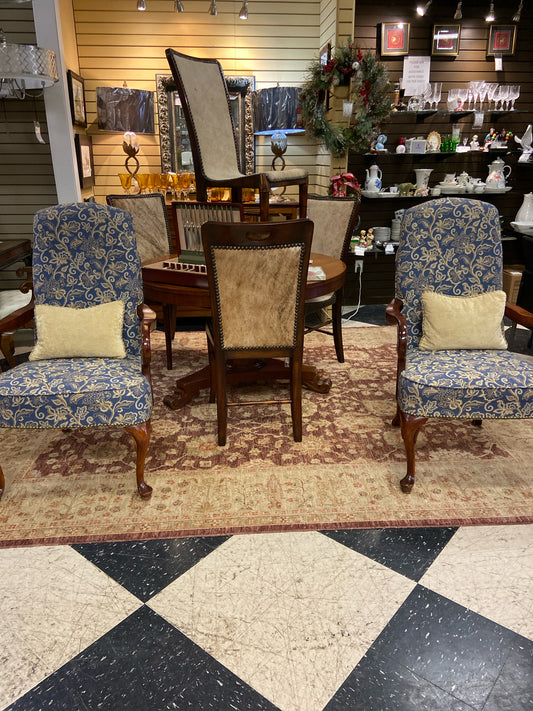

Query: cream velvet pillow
[419,290,508,351]
[29,301,126,361]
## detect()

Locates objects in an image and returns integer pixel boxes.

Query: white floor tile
[0,545,142,710]
[148,531,415,711]
[420,524,533,641]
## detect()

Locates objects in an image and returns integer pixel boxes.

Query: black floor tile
[72,536,230,602]
[7,606,280,711]
[320,527,458,581]
[324,646,476,711]
[366,585,533,710]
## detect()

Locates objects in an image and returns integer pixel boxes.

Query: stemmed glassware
[508,85,520,110]
[431,82,442,110]
[486,83,499,110]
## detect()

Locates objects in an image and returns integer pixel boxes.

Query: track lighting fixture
[512,0,523,21]
[174,0,184,10]
[137,0,146,9]
[239,0,248,19]
[208,0,217,14]
[486,1,495,21]
[454,1,462,19]
[416,0,432,16]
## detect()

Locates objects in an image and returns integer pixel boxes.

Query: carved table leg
[125,421,153,498]
[399,410,428,494]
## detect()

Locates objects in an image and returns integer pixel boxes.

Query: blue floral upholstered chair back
[396,198,503,350]
[0,202,156,500]
[386,197,533,493]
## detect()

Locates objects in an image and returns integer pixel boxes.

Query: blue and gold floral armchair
[0,202,156,500]
[386,198,533,492]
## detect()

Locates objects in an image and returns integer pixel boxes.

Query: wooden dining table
[142,252,346,410]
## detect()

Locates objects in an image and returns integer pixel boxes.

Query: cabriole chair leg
[125,421,153,498]
[399,410,428,493]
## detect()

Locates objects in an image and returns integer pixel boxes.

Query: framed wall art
[380,23,410,56]
[67,70,87,127]
[487,24,517,56]
[74,133,94,189]
[432,24,461,56]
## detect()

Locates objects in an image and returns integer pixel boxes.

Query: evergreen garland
[300,40,392,156]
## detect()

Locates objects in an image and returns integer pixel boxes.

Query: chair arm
[386,298,407,367]
[0,300,34,334]
[505,303,533,329]
[138,303,157,384]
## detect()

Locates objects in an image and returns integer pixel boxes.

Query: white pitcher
[486,157,511,189]
[515,193,533,223]
[365,164,382,192]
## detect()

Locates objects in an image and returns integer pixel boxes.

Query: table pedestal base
[163,360,332,410]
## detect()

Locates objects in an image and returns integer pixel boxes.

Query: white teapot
[486,157,511,189]
[365,164,382,192]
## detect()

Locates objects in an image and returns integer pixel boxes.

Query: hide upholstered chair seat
[0,202,156,500]
[386,197,533,493]
[202,218,313,446]
[165,49,308,222]
[304,195,361,362]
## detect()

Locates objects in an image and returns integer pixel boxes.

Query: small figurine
[374,134,387,151]
[470,135,480,150]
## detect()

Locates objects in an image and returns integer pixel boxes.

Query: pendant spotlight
[512,0,523,21]
[454,1,462,19]
[485,1,495,21]
[239,0,248,19]
[416,0,432,16]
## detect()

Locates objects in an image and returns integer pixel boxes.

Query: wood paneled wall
[72,0,323,202]
[0,4,57,289]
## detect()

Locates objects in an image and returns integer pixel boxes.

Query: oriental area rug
[1,327,532,548]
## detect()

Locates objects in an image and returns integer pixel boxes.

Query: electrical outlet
[354,259,364,274]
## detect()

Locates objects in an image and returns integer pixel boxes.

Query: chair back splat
[201,219,313,446]
[304,194,361,362]
[165,49,308,222]
[386,197,533,493]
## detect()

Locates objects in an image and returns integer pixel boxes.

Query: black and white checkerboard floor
[1,524,532,711]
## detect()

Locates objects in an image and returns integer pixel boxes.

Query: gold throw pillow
[29,301,126,360]
[419,290,508,351]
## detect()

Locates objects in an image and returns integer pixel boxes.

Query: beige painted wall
[71,0,334,202]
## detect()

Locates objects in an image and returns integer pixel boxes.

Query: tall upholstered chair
[386,197,533,493]
[165,49,309,222]
[0,202,156,500]
[304,195,361,362]
[107,192,179,369]
[202,218,313,446]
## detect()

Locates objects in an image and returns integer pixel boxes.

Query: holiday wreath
[299,40,392,156]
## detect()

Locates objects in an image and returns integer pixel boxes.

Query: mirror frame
[156,73,255,175]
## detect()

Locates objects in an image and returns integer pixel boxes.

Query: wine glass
[486,83,499,110]
[431,82,442,110]
[477,82,488,111]
[456,87,469,111]
[118,173,132,192]
[508,85,520,110]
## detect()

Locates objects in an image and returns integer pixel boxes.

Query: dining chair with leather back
[165,49,309,222]
[201,218,313,446]
[304,194,361,362]
[386,197,533,493]
[0,202,156,500]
